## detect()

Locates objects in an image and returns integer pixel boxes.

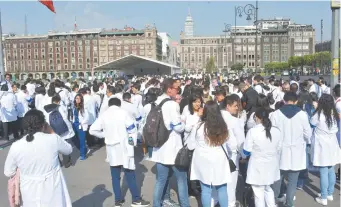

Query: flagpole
[0,10,5,81]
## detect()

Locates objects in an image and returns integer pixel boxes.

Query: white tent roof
[93,54,180,75]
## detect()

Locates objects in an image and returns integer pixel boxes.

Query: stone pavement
[0,144,340,207]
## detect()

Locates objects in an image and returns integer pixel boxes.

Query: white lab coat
[4,132,72,207]
[320,84,330,95]
[89,105,137,170]
[271,106,312,171]
[310,113,340,166]
[26,83,36,97]
[35,94,48,112]
[83,94,97,125]
[55,87,70,107]
[182,111,200,139]
[121,100,140,122]
[15,90,30,118]
[99,94,115,115]
[0,92,18,122]
[44,104,75,140]
[187,123,231,185]
[221,110,244,207]
[149,94,185,165]
[72,108,90,131]
[244,124,281,185]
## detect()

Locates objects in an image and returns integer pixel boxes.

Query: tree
[231,63,243,71]
[205,56,216,74]
[303,54,314,66]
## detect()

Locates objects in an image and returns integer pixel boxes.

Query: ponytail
[23,109,46,142]
[26,127,36,142]
[262,117,272,141]
[255,107,272,141]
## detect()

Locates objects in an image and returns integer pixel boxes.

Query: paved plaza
[0,144,340,207]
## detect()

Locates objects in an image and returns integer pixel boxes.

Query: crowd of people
[2,72,340,207]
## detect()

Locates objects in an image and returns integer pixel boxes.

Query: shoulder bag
[221,145,237,173]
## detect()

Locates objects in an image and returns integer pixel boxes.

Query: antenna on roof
[25,14,28,36]
[74,16,77,31]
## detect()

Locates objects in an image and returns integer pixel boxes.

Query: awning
[93,54,180,75]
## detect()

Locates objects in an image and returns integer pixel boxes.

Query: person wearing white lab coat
[72,94,90,161]
[99,85,116,115]
[319,80,330,95]
[242,108,281,207]
[310,94,340,206]
[0,84,19,141]
[4,109,72,207]
[89,98,150,207]
[149,78,189,207]
[246,94,274,131]
[55,80,71,108]
[181,94,203,139]
[34,86,48,112]
[44,95,75,168]
[121,93,142,128]
[25,79,36,98]
[270,92,312,207]
[187,100,231,207]
[220,94,246,207]
[15,85,31,136]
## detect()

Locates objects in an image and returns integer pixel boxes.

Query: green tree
[205,56,216,74]
[231,63,243,71]
[303,54,314,66]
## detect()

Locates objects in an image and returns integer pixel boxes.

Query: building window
[94,58,97,63]
[64,53,67,58]
[85,40,90,45]
[86,58,90,63]
[50,66,54,70]
[93,40,97,45]
[49,54,53,58]
[64,64,68,70]
[70,41,75,46]
[86,64,90,69]
[49,59,53,64]
[78,58,83,63]
[64,59,68,64]
[57,59,60,64]
[79,65,83,69]
[63,41,67,46]
[72,65,75,69]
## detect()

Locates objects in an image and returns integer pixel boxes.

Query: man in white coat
[89,98,150,207]
[15,84,31,136]
[270,92,312,207]
[99,85,116,115]
[149,78,190,207]
[43,95,75,168]
[221,94,246,207]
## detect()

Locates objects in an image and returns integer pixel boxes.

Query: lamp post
[234,1,258,71]
[223,23,231,73]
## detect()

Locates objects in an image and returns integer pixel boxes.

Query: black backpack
[143,98,171,148]
[49,106,69,136]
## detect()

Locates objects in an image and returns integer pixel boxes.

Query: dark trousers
[62,138,72,165]
[3,120,19,140]
[17,117,24,136]
[110,166,140,202]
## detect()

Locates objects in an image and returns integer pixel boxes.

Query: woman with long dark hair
[73,94,89,160]
[187,101,230,207]
[4,109,72,206]
[310,94,340,205]
[246,94,274,131]
[242,107,281,207]
[182,93,203,138]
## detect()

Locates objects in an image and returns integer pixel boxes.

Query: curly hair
[200,100,228,146]
[313,94,339,128]
[23,109,46,142]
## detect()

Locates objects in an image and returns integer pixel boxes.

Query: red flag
[39,0,55,13]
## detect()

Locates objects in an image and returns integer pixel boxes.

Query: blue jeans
[297,146,310,188]
[110,166,140,202]
[319,166,336,199]
[272,170,300,207]
[73,123,87,159]
[153,163,189,207]
[200,182,228,207]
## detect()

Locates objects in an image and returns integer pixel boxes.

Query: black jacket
[241,87,258,118]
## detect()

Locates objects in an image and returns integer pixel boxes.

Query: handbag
[175,132,193,169]
[221,145,237,173]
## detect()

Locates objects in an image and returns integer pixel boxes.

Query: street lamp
[223,23,231,73]
[234,1,259,71]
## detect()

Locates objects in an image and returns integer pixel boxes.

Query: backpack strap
[157,98,172,108]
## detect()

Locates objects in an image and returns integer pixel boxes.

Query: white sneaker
[315,197,327,206]
[317,193,333,201]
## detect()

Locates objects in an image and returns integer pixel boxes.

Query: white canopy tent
[93,54,181,75]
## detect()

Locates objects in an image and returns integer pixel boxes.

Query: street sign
[331,0,341,8]
[333,69,339,76]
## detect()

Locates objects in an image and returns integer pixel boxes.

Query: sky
[0,1,334,41]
